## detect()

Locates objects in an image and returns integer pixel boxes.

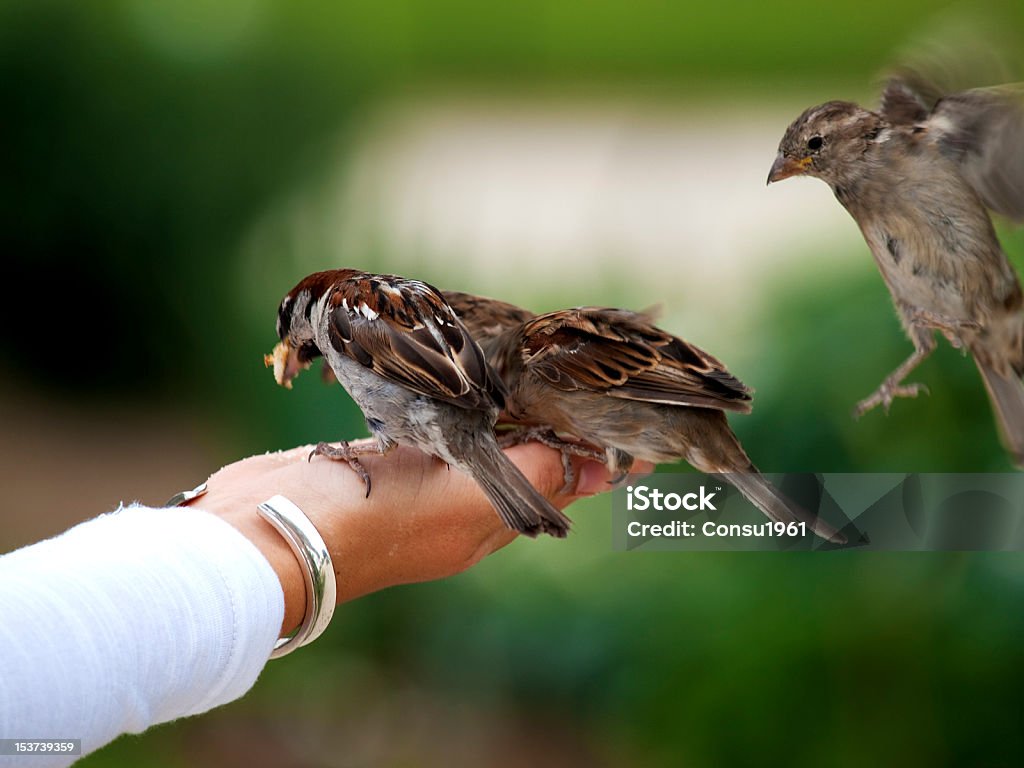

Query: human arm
[0,442,632,766]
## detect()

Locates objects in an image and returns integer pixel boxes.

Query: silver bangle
[256,495,337,659]
[166,482,208,507]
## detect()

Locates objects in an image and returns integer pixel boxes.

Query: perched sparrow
[769,77,1024,466]
[445,291,847,544]
[266,270,572,538]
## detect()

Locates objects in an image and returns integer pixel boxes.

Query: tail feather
[684,412,845,544]
[465,440,572,538]
[728,470,847,545]
[975,359,1024,468]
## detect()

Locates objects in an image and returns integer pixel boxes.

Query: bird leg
[854,334,936,418]
[605,447,636,486]
[497,426,604,493]
[908,308,981,349]
[309,440,391,498]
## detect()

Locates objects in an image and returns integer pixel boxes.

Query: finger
[501,443,656,502]
[497,442,566,497]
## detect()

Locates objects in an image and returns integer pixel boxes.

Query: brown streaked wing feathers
[522,308,752,413]
[443,290,536,342]
[326,275,501,411]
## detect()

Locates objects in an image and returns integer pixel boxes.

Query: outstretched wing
[928,85,1024,221]
[882,76,1024,220]
[879,76,932,125]
[327,274,505,411]
[520,307,752,413]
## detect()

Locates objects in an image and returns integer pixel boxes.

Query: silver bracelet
[165,482,208,507]
[256,495,337,659]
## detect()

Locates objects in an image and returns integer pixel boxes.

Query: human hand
[190,441,647,635]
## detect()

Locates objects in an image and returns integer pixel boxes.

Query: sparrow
[768,77,1024,466]
[444,291,847,544]
[265,269,572,538]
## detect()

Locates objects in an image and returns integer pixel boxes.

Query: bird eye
[807,136,823,151]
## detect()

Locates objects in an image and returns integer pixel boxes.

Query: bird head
[265,271,350,388]
[768,100,883,187]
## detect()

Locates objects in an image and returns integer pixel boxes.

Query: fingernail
[575,461,613,496]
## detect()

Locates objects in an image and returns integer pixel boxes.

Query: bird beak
[264,341,307,389]
[766,153,810,184]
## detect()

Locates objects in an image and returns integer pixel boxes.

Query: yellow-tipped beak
[767,153,812,184]
[264,341,307,389]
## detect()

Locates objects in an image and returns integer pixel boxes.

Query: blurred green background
[3,0,1024,765]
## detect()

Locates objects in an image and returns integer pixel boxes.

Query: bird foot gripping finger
[853,380,929,418]
[497,426,604,492]
[604,447,637,488]
[496,426,604,459]
[308,440,374,497]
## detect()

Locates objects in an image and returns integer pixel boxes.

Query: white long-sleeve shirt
[0,505,284,767]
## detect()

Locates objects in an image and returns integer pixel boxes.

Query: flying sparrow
[768,77,1024,466]
[266,270,572,538]
[445,291,848,544]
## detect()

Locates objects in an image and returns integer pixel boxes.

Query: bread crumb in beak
[265,341,294,389]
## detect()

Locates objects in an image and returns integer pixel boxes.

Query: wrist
[198,482,380,634]
[212,504,307,637]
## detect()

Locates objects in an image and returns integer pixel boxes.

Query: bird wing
[879,77,932,125]
[442,290,536,342]
[326,274,504,411]
[928,84,1024,221]
[883,77,1024,221]
[520,307,753,413]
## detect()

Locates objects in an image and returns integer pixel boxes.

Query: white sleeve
[0,504,285,767]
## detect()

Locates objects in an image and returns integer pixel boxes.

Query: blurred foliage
[4,0,1024,766]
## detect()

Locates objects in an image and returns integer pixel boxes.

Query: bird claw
[608,469,630,487]
[853,381,929,418]
[309,440,373,497]
[497,426,604,492]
